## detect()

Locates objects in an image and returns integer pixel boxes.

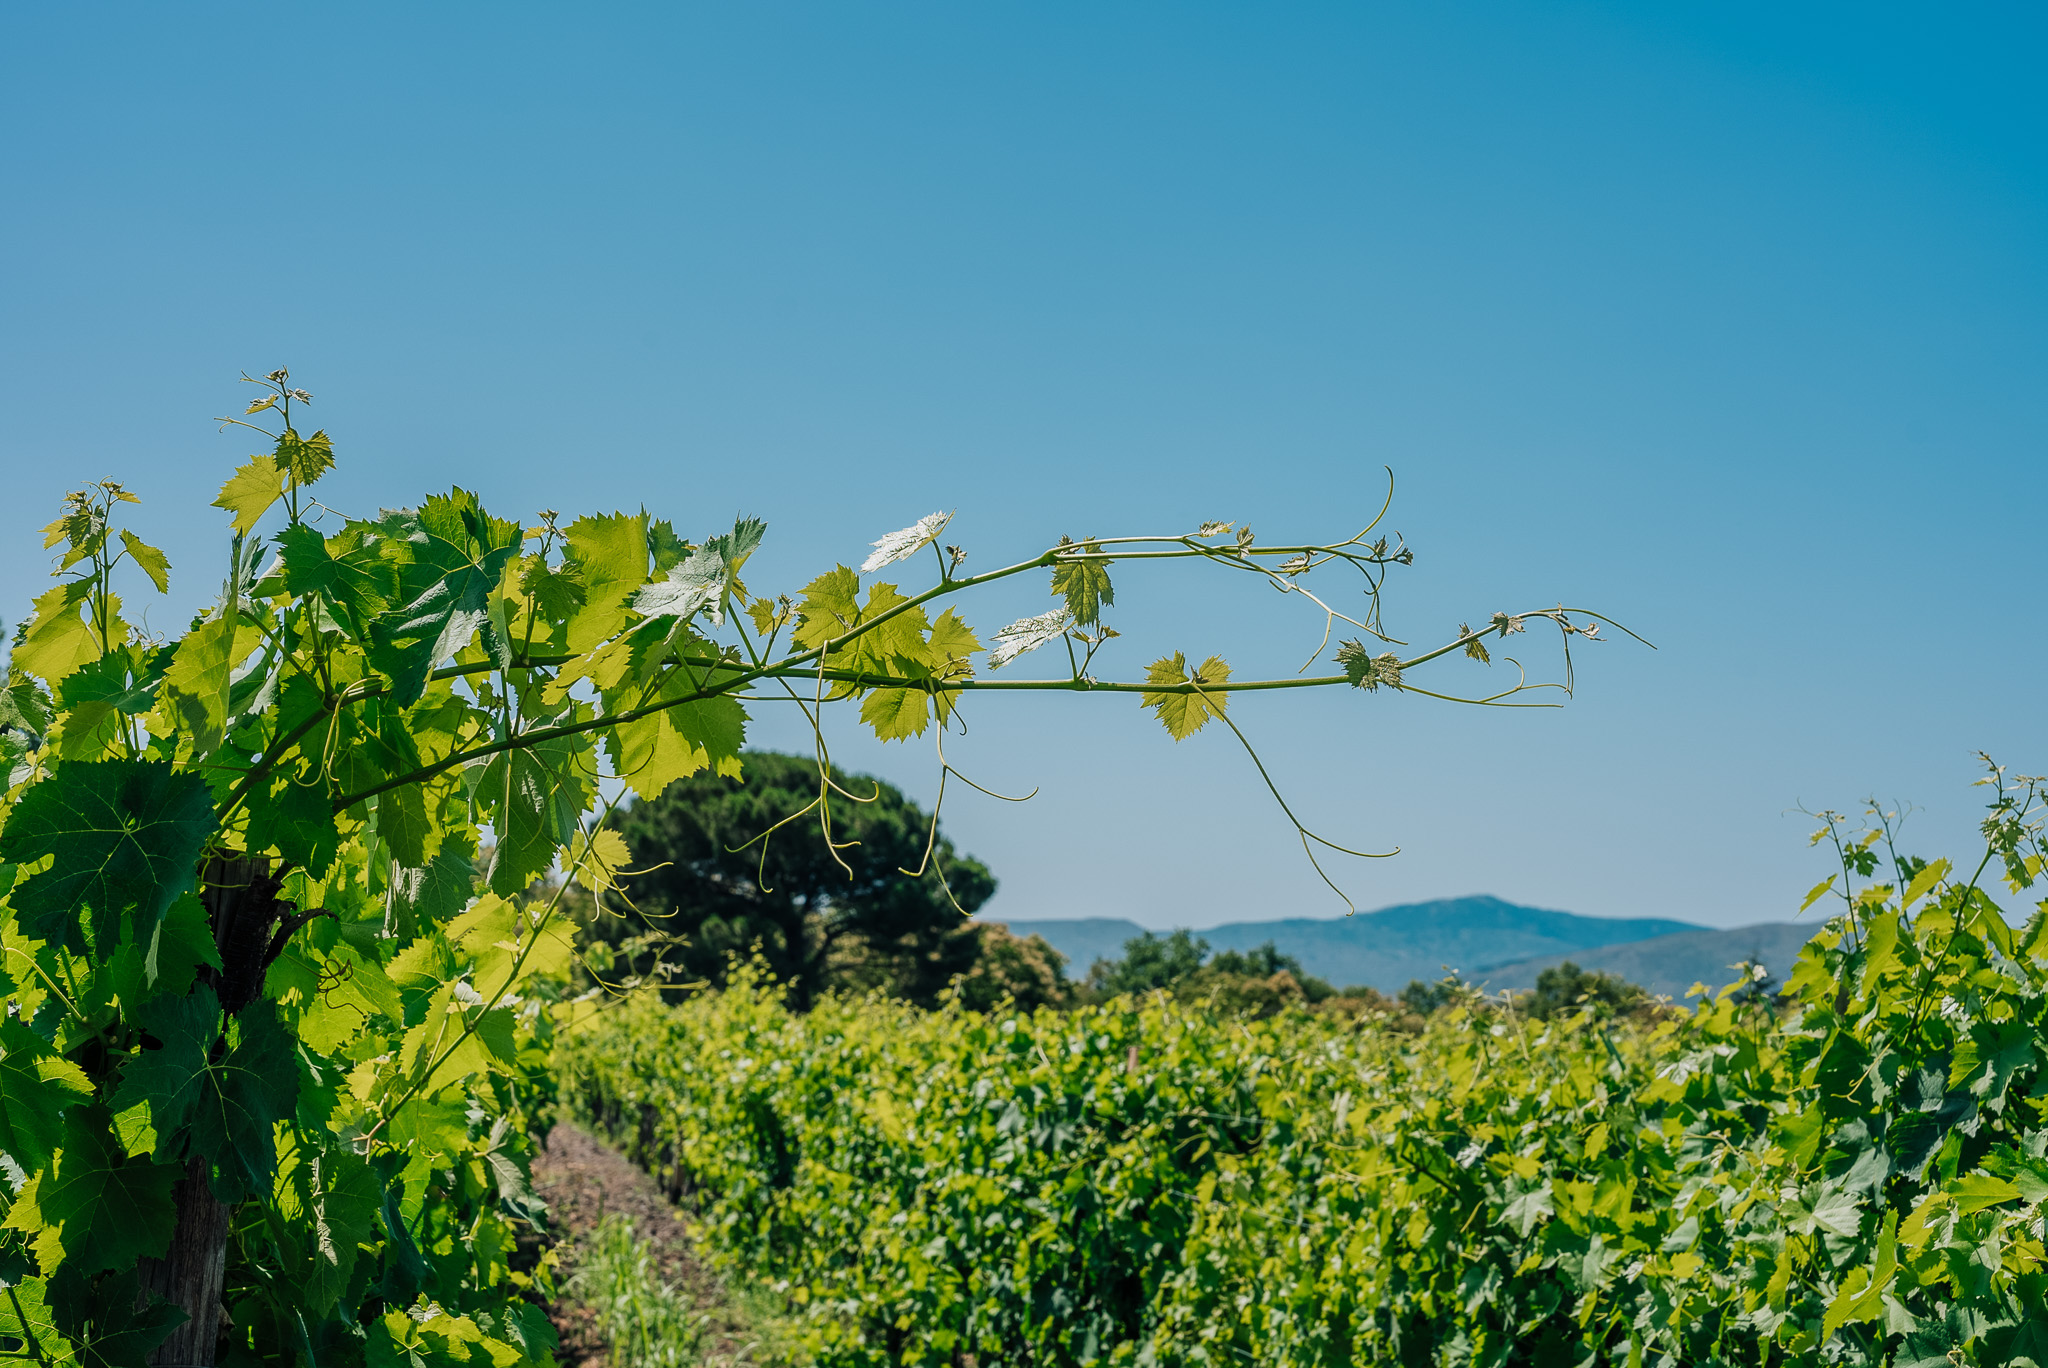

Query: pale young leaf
[861,511,953,574]
[987,609,1072,670]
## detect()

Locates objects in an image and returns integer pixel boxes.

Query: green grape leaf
[1949,1171,2022,1213]
[0,1274,66,1365]
[860,676,933,742]
[840,584,930,676]
[560,511,649,652]
[108,988,221,1155]
[243,762,342,879]
[52,648,162,762]
[372,784,432,870]
[1822,1212,1896,1338]
[479,738,593,896]
[107,989,298,1203]
[1050,537,1114,627]
[369,1304,491,1368]
[746,596,792,639]
[386,1093,471,1160]
[1141,653,1230,740]
[663,682,746,772]
[116,530,171,594]
[385,842,478,943]
[646,517,690,575]
[106,892,221,1006]
[212,457,287,536]
[54,650,159,717]
[925,608,981,665]
[309,944,405,1037]
[397,985,495,1094]
[707,514,766,574]
[272,427,336,486]
[305,1150,382,1316]
[365,494,523,704]
[482,1120,546,1225]
[0,1017,94,1172]
[11,581,101,684]
[328,699,428,817]
[8,1109,178,1276]
[514,552,585,636]
[43,1264,185,1368]
[190,1002,300,1205]
[792,566,862,653]
[607,691,748,802]
[1459,624,1491,664]
[276,522,398,633]
[3,673,56,738]
[0,759,216,953]
[152,614,237,761]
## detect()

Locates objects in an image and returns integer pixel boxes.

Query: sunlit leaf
[212,457,287,536]
[861,511,952,574]
[1141,652,1230,740]
[116,530,170,594]
[987,609,1072,670]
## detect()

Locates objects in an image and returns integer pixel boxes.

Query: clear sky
[4,3,2043,930]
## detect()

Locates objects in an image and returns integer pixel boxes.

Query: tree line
[578,748,1658,1022]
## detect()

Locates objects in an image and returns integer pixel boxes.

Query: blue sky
[4,2,2042,930]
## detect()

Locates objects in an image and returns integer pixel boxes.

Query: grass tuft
[567,1215,713,1368]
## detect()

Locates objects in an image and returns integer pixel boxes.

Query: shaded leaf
[0,1017,94,1172]
[0,759,215,952]
[1335,639,1403,690]
[272,427,335,486]
[8,1109,177,1276]
[1050,538,1113,626]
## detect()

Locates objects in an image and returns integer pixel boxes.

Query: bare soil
[533,1122,781,1367]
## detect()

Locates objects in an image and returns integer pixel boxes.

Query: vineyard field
[561,851,2048,1368]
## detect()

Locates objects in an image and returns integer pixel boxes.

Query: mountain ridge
[992,895,1808,995]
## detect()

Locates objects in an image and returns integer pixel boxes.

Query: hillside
[1473,920,1819,999]
[996,895,1713,993]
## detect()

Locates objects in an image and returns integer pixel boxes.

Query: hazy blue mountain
[994,895,1712,993]
[1474,921,1820,1000]
[986,917,1150,975]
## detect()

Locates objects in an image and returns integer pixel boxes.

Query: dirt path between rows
[533,1122,783,1367]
